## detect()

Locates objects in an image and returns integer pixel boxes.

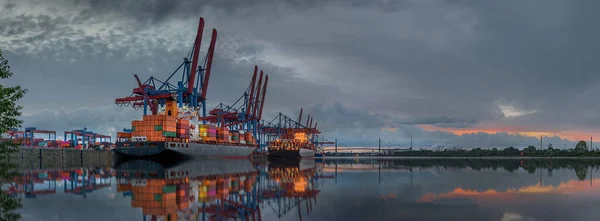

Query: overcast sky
[2,0,599,149]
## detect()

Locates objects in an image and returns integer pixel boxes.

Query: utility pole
[540,136,542,150]
[410,133,413,150]
[335,138,338,154]
[591,137,593,152]
[378,137,381,154]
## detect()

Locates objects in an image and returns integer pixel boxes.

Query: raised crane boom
[115,17,218,117]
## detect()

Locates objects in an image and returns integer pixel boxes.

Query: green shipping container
[162,131,177,138]
[131,126,136,131]
[162,185,177,193]
[154,125,163,131]
[131,193,135,200]
[154,193,162,201]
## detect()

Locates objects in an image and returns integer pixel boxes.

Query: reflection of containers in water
[244,179,253,192]
[176,184,190,204]
[199,185,208,198]
[198,180,218,202]
[216,179,231,197]
[230,178,240,192]
[130,182,177,212]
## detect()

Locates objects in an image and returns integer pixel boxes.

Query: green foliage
[385,146,600,157]
[326,158,600,179]
[0,48,25,221]
[575,140,588,153]
[328,141,600,158]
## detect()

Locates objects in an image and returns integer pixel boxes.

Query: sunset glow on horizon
[418,124,597,142]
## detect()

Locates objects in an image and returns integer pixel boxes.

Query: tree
[574,141,588,153]
[0,48,26,221]
[574,165,588,181]
[524,145,537,156]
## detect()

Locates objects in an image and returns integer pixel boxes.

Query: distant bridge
[322,147,411,152]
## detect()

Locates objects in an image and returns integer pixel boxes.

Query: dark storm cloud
[2,0,600,147]
[74,0,405,23]
[304,103,386,131]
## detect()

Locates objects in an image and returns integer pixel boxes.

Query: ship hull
[114,141,256,158]
[268,148,316,158]
[115,158,257,180]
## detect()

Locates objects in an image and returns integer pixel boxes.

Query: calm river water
[5,158,600,221]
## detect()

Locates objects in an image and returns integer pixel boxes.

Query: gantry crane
[115,17,217,118]
[198,65,269,145]
[64,128,111,148]
[3,127,57,146]
[260,108,322,150]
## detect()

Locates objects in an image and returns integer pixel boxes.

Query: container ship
[112,17,270,159]
[267,131,316,158]
[114,100,258,158]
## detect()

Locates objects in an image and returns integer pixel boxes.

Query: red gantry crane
[115,17,218,118]
[260,108,322,150]
[198,66,269,145]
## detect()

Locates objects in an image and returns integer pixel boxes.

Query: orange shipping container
[117,132,132,138]
[177,202,190,210]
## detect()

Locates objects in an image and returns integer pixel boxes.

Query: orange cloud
[419,178,598,204]
[381,127,397,132]
[418,124,596,142]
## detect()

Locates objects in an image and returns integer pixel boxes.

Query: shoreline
[316,156,600,159]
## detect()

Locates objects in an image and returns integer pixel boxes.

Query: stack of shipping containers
[131,115,178,141]
[176,119,190,140]
[198,124,217,142]
[231,131,240,144]
[216,127,231,143]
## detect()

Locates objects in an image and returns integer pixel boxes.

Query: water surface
[6,158,600,221]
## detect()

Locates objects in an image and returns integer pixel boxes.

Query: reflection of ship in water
[115,159,333,220]
[115,159,258,220]
[4,168,114,198]
[261,159,325,220]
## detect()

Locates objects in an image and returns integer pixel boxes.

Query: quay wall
[10,148,112,169]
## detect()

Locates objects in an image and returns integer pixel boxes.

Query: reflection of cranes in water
[5,168,113,198]
[114,160,334,221]
[116,169,260,221]
[260,166,324,221]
